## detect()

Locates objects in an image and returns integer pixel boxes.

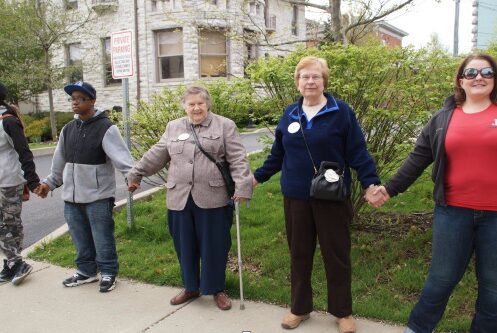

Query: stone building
[35,0,306,112]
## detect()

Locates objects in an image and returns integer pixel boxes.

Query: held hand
[31,185,41,195]
[252,175,259,188]
[364,185,390,208]
[35,183,50,198]
[233,197,250,208]
[128,182,140,193]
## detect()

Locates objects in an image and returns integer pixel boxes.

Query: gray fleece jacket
[44,108,133,203]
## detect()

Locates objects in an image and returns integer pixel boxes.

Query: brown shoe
[170,289,200,305]
[281,312,310,329]
[336,315,356,333]
[213,291,232,310]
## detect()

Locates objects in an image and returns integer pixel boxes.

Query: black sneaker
[11,261,33,286]
[99,275,116,293]
[0,259,14,283]
[62,272,98,287]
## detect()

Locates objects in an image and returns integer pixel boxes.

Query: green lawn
[29,142,56,150]
[29,154,476,332]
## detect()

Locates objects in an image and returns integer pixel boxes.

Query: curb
[240,127,270,135]
[32,147,56,157]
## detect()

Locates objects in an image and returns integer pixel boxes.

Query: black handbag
[310,161,348,201]
[190,123,235,198]
[298,114,348,201]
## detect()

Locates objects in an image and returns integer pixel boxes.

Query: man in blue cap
[38,81,133,292]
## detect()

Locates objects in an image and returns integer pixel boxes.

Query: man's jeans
[64,198,118,277]
[407,205,497,333]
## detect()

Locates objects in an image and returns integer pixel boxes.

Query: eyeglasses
[299,74,323,82]
[461,67,494,80]
[68,96,91,103]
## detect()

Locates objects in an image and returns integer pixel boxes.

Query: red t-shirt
[445,104,497,211]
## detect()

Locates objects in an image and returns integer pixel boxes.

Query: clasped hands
[32,183,51,198]
[364,185,390,208]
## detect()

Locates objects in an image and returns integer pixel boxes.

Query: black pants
[284,197,353,318]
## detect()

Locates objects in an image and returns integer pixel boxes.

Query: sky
[387,0,473,54]
[306,0,474,54]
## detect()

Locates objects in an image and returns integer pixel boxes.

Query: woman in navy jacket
[253,56,383,333]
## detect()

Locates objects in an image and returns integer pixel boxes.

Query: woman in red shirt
[373,53,497,333]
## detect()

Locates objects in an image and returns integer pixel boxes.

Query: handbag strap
[297,112,318,175]
[0,113,14,120]
[189,122,218,164]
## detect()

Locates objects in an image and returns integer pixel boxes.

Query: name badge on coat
[288,122,300,134]
[177,133,190,141]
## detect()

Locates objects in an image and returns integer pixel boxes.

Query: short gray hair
[181,86,212,110]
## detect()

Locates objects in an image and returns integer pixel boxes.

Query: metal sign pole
[123,78,134,228]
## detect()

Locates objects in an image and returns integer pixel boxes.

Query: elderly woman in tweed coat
[128,86,252,310]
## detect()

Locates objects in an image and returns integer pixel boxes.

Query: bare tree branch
[344,0,415,34]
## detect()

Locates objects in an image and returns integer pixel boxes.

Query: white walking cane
[235,201,245,310]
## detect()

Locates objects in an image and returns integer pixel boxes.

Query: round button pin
[178,133,190,141]
[288,122,300,134]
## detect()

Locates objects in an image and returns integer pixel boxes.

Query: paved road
[21,128,272,248]
[21,154,159,248]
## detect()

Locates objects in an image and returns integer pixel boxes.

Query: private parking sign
[111,30,134,79]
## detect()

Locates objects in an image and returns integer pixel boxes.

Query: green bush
[25,118,49,143]
[129,87,185,182]
[22,111,74,142]
[246,43,458,213]
[203,78,255,127]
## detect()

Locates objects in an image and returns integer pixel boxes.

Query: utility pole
[453,0,460,56]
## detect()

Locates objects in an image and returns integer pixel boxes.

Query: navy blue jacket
[254,93,380,200]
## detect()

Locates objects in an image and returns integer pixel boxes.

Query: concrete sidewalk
[1,189,406,333]
[0,260,404,333]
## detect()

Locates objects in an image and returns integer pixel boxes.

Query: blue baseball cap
[64,81,96,100]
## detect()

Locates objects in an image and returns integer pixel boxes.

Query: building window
[244,29,258,76]
[65,0,78,10]
[291,5,298,36]
[156,29,184,80]
[199,30,227,78]
[66,43,83,83]
[103,38,121,85]
[248,1,261,15]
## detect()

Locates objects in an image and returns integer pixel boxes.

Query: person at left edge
[0,81,41,286]
[37,81,134,293]
[127,85,253,311]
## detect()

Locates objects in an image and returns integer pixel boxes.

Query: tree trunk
[329,0,344,43]
[44,48,57,141]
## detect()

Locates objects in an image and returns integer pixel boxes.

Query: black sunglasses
[461,67,494,80]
